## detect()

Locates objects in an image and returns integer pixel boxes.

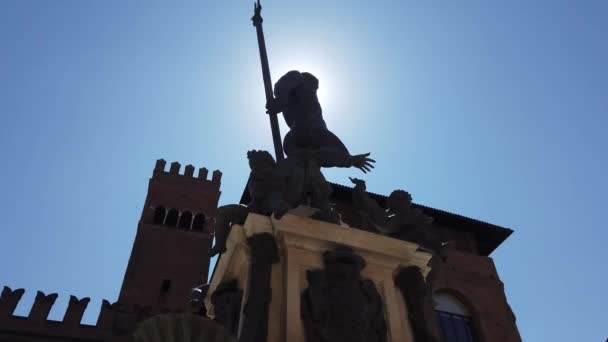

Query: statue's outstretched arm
[308,148,375,173]
[292,129,375,172]
[311,147,352,168]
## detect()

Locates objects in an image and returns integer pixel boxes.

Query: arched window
[434,292,479,342]
[165,208,179,226]
[178,211,193,230]
[192,213,206,232]
[153,206,166,224]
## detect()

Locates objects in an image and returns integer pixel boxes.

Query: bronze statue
[246,149,333,219]
[267,71,375,173]
[209,3,381,258]
[209,204,250,257]
[210,149,335,257]
[350,178,442,252]
[251,0,375,224]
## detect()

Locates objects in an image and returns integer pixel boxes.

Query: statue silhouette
[267,70,375,173]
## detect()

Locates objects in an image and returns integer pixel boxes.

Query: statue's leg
[280,158,306,208]
[314,129,353,168]
[309,168,340,224]
[282,130,295,156]
[268,190,289,219]
[209,205,250,257]
[209,214,231,257]
[320,129,349,153]
[309,168,331,208]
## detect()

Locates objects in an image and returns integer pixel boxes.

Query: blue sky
[1,1,606,340]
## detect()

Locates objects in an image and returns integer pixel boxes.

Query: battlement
[153,159,222,186]
[0,286,178,340]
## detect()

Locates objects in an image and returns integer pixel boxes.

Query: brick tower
[118,159,222,311]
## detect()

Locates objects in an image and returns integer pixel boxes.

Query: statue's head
[387,190,413,213]
[247,150,276,171]
[274,70,321,112]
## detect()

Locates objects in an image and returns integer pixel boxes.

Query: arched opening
[165,209,179,227]
[153,206,166,224]
[192,213,206,232]
[433,292,479,342]
[178,211,193,230]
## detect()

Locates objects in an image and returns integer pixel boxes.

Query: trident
[251,0,284,161]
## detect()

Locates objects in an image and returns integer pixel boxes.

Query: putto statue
[210,147,339,257]
[350,178,443,252]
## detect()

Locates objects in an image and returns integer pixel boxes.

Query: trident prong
[252,0,263,26]
[250,0,284,160]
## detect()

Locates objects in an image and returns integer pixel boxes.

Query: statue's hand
[349,177,367,191]
[351,153,375,173]
[266,97,284,115]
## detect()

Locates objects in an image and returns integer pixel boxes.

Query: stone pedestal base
[206,210,433,342]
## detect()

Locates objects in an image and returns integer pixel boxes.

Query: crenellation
[62,295,90,327]
[96,299,119,330]
[0,289,149,339]
[29,291,58,322]
[169,161,181,174]
[3,158,221,340]
[1,288,111,328]
[212,170,222,185]
[154,159,166,173]
[198,167,209,180]
[151,160,221,187]
[0,286,25,317]
[184,164,195,178]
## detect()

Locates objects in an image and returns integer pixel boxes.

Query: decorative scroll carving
[301,247,387,342]
[394,266,440,342]
[239,233,279,342]
[211,280,243,336]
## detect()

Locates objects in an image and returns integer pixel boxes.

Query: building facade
[0,159,520,342]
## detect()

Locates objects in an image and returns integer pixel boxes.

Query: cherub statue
[246,149,292,218]
[209,150,289,257]
[350,178,442,252]
[245,149,333,219]
[210,149,338,257]
[266,71,375,173]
